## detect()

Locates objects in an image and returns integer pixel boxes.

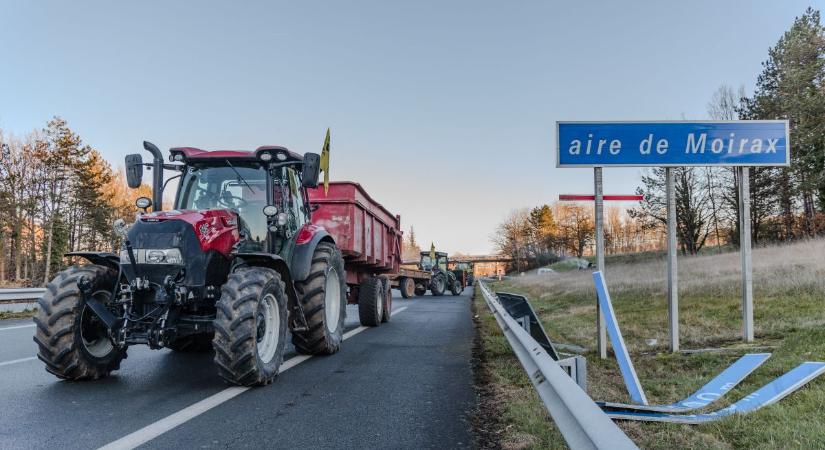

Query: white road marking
[0,324,35,332]
[98,305,410,450]
[0,356,37,367]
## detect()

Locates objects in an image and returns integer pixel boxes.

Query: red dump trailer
[308,182,431,324]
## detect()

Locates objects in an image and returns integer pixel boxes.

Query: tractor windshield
[421,254,447,271]
[176,165,268,242]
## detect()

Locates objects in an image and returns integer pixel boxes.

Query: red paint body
[308,182,402,286]
[139,209,240,257]
[559,194,644,201]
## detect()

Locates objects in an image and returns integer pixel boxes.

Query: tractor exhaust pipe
[143,141,164,211]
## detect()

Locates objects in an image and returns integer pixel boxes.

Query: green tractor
[418,250,463,296]
[453,261,474,287]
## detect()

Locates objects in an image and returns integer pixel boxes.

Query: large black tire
[450,275,463,296]
[358,277,383,326]
[167,334,214,352]
[212,267,288,386]
[292,242,346,355]
[414,285,427,296]
[430,272,446,296]
[33,264,126,380]
[399,277,414,299]
[380,277,392,323]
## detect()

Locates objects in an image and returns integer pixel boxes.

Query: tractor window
[176,165,268,243]
[286,168,307,231]
[420,255,434,270]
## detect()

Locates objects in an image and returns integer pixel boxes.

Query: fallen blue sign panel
[598,353,771,413]
[606,362,825,424]
[557,121,789,167]
[593,271,648,405]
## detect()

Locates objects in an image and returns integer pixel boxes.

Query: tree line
[494,8,825,267]
[0,117,149,287]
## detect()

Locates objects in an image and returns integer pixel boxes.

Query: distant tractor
[34,141,350,386]
[452,261,475,287]
[419,251,463,296]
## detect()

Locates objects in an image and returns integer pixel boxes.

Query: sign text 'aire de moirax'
[556,121,789,167]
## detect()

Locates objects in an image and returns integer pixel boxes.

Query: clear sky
[1,1,818,254]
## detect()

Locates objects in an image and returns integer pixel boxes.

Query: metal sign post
[594,168,607,359]
[556,120,789,349]
[665,168,679,352]
[738,167,754,341]
[559,191,643,360]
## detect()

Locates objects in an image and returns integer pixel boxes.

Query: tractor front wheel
[212,267,288,386]
[34,264,126,380]
[358,277,383,326]
[450,277,463,296]
[292,242,346,355]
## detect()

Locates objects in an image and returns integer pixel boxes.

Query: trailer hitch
[77,276,121,332]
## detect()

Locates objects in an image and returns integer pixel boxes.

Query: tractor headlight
[119,249,183,264]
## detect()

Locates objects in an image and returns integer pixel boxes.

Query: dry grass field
[475,239,825,449]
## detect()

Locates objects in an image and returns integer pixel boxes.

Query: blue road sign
[557,121,789,167]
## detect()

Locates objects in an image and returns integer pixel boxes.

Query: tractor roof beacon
[34,141,348,386]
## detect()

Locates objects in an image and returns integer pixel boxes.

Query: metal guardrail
[0,288,45,303]
[477,281,637,450]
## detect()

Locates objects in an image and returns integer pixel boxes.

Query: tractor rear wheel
[358,277,383,326]
[33,264,126,380]
[380,277,392,323]
[399,277,414,299]
[292,242,346,355]
[167,334,214,352]
[430,272,446,296]
[212,267,288,386]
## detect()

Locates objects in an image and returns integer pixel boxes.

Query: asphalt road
[0,289,477,449]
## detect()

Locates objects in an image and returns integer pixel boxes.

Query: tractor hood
[135,209,240,257]
[123,209,240,293]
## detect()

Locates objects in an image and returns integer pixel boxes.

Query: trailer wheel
[33,264,126,380]
[430,272,446,296]
[212,267,288,386]
[414,285,427,296]
[380,277,392,323]
[399,277,415,299]
[292,242,347,355]
[358,277,383,326]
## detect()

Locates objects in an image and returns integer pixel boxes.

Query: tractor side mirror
[125,154,144,188]
[301,152,321,188]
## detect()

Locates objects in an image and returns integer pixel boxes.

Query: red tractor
[34,141,348,386]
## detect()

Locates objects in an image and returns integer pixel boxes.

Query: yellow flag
[320,128,330,194]
[429,242,436,261]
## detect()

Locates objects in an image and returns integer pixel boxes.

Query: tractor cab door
[270,167,310,259]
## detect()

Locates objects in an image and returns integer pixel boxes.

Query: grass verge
[473,239,825,449]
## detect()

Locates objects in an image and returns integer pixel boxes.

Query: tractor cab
[419,251,448,271]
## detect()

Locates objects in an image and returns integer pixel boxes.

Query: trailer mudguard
[65,252,121,272]
[290,228,334,282]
